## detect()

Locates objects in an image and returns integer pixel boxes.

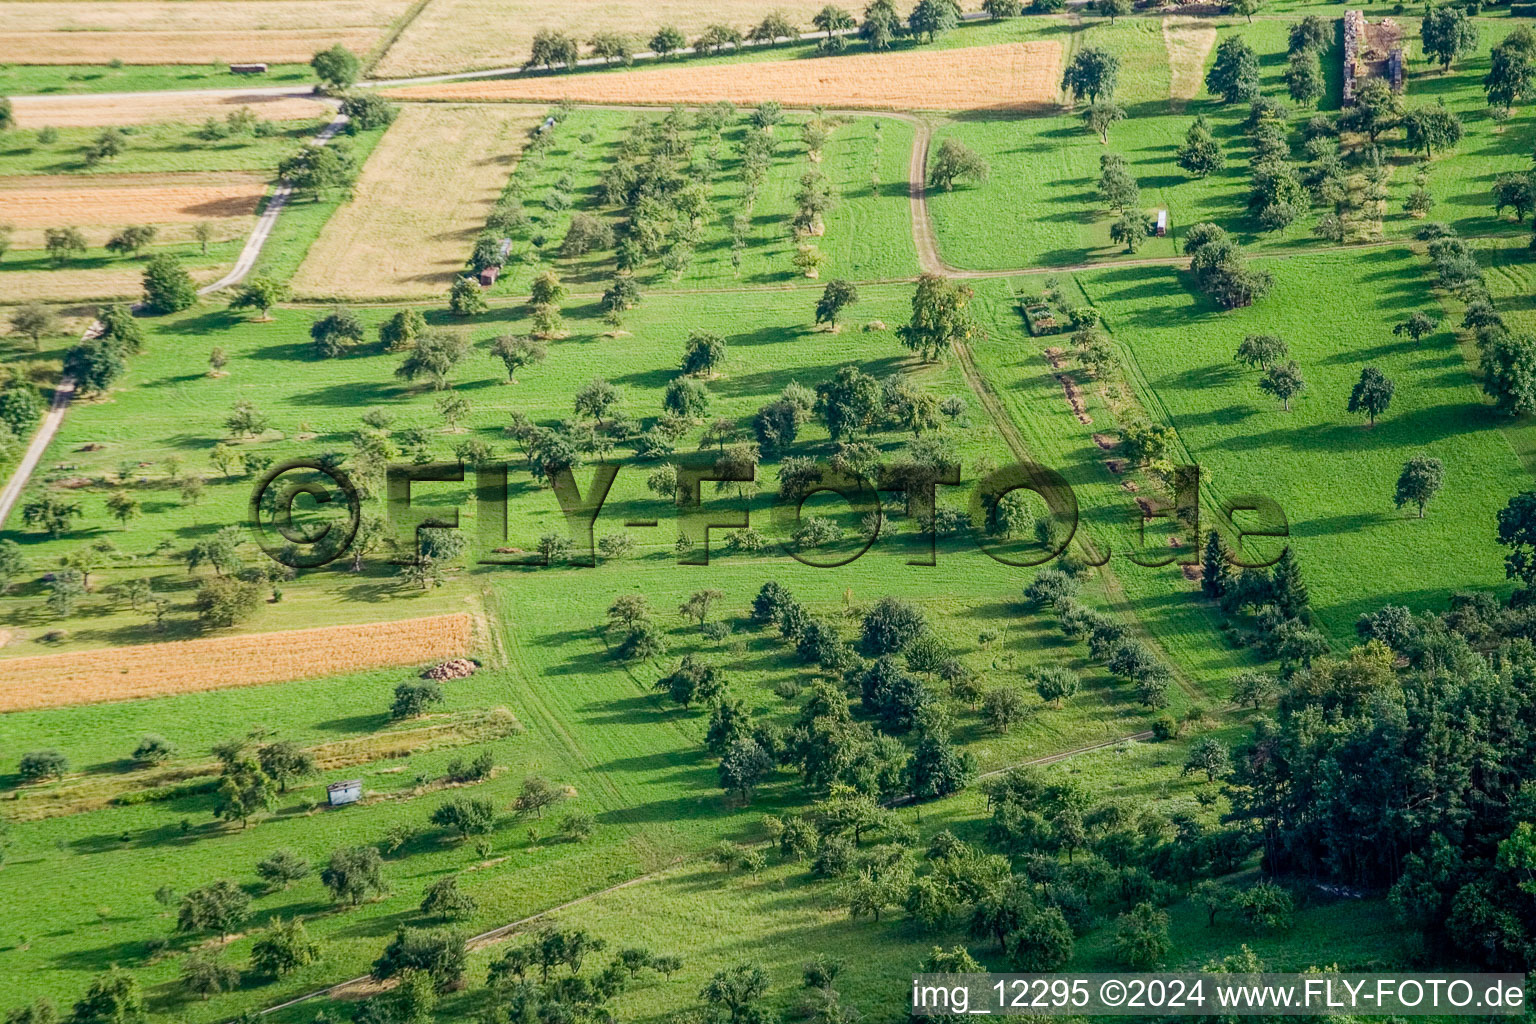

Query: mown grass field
[964,248,1531,644]
[926,14,1536,270]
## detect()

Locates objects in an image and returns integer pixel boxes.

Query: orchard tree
[1480,331,1536,415]
[177,880,251,939]
[1348,365,1395,425]
[1061,47,1120,104]
[44,226,87,267]
[928,138,989,191]
[141,254,197,314]
[1183,736,1231,782]
[1393,311,1441,344]
[1258,360,1305,410]
[1485,37,1535,112]
[1402,101,1463,159]
[64,338,125,396]
[1342,78,1403,143]
[682,330,727,375]
[1206,36,1260,104]
[105,224,156,257]
[575,376,620,424]
[1235,332,1287,370]
[1176,115,1224,177]
[909,0,959,40]
[1110,210,1147,253]
[1286,52,1324,106]
[105,490,140,529]
[379,307,425,351]
[491,334,546,382]
[812,5,856,42]
[525,30,580,70]
[228,276,290,320]
[650,25,687,57]
[1421,6,1478,71]
[23,493,81,538]
[1082,101,1126,144]
[395,330,469,390]
[861,0,903,49]
[1113,903,1170,969]
[815,364,882,438]
[323,846,388,905]
[1495,173,1536,221]
[816,279,859,327]
[251,918,321,977]
[898,273,975,361]
[448,275,487,316]
[1395,454,1444,517]
[1094,0,1131,20]
[310,306,365,358]
[10,302,59,350]
[311,44,361,89]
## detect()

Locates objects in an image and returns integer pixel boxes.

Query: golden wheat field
[1162,16,1218,102]
[0,613,474,711]
[290,104,540,300]
[0,172,267,248]
[384,41,1064,112]
[0,0,411,65]
[8,90,330,128]
[372,0,836,77]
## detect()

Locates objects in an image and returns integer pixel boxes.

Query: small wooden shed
[327,780,363,806]
[479,265,501,287]
[1155,210,1168,237]
[229,63,269,75]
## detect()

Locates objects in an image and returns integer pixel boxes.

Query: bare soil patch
[0,613,474,711]
[384,41,1064,113]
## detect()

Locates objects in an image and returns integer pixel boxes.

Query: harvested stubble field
[0,612,474,710]
[8,89,329,128]
[0,171,267,247]
[1162,16,1218,101]
[371,0,836,77]
[0,262,224,302]
[0,0,409,65]
[384,41,1065,112]
[290,104,542,299]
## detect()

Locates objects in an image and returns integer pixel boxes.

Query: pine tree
[1201,530,1231,600]
[1269,544,1308,620]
